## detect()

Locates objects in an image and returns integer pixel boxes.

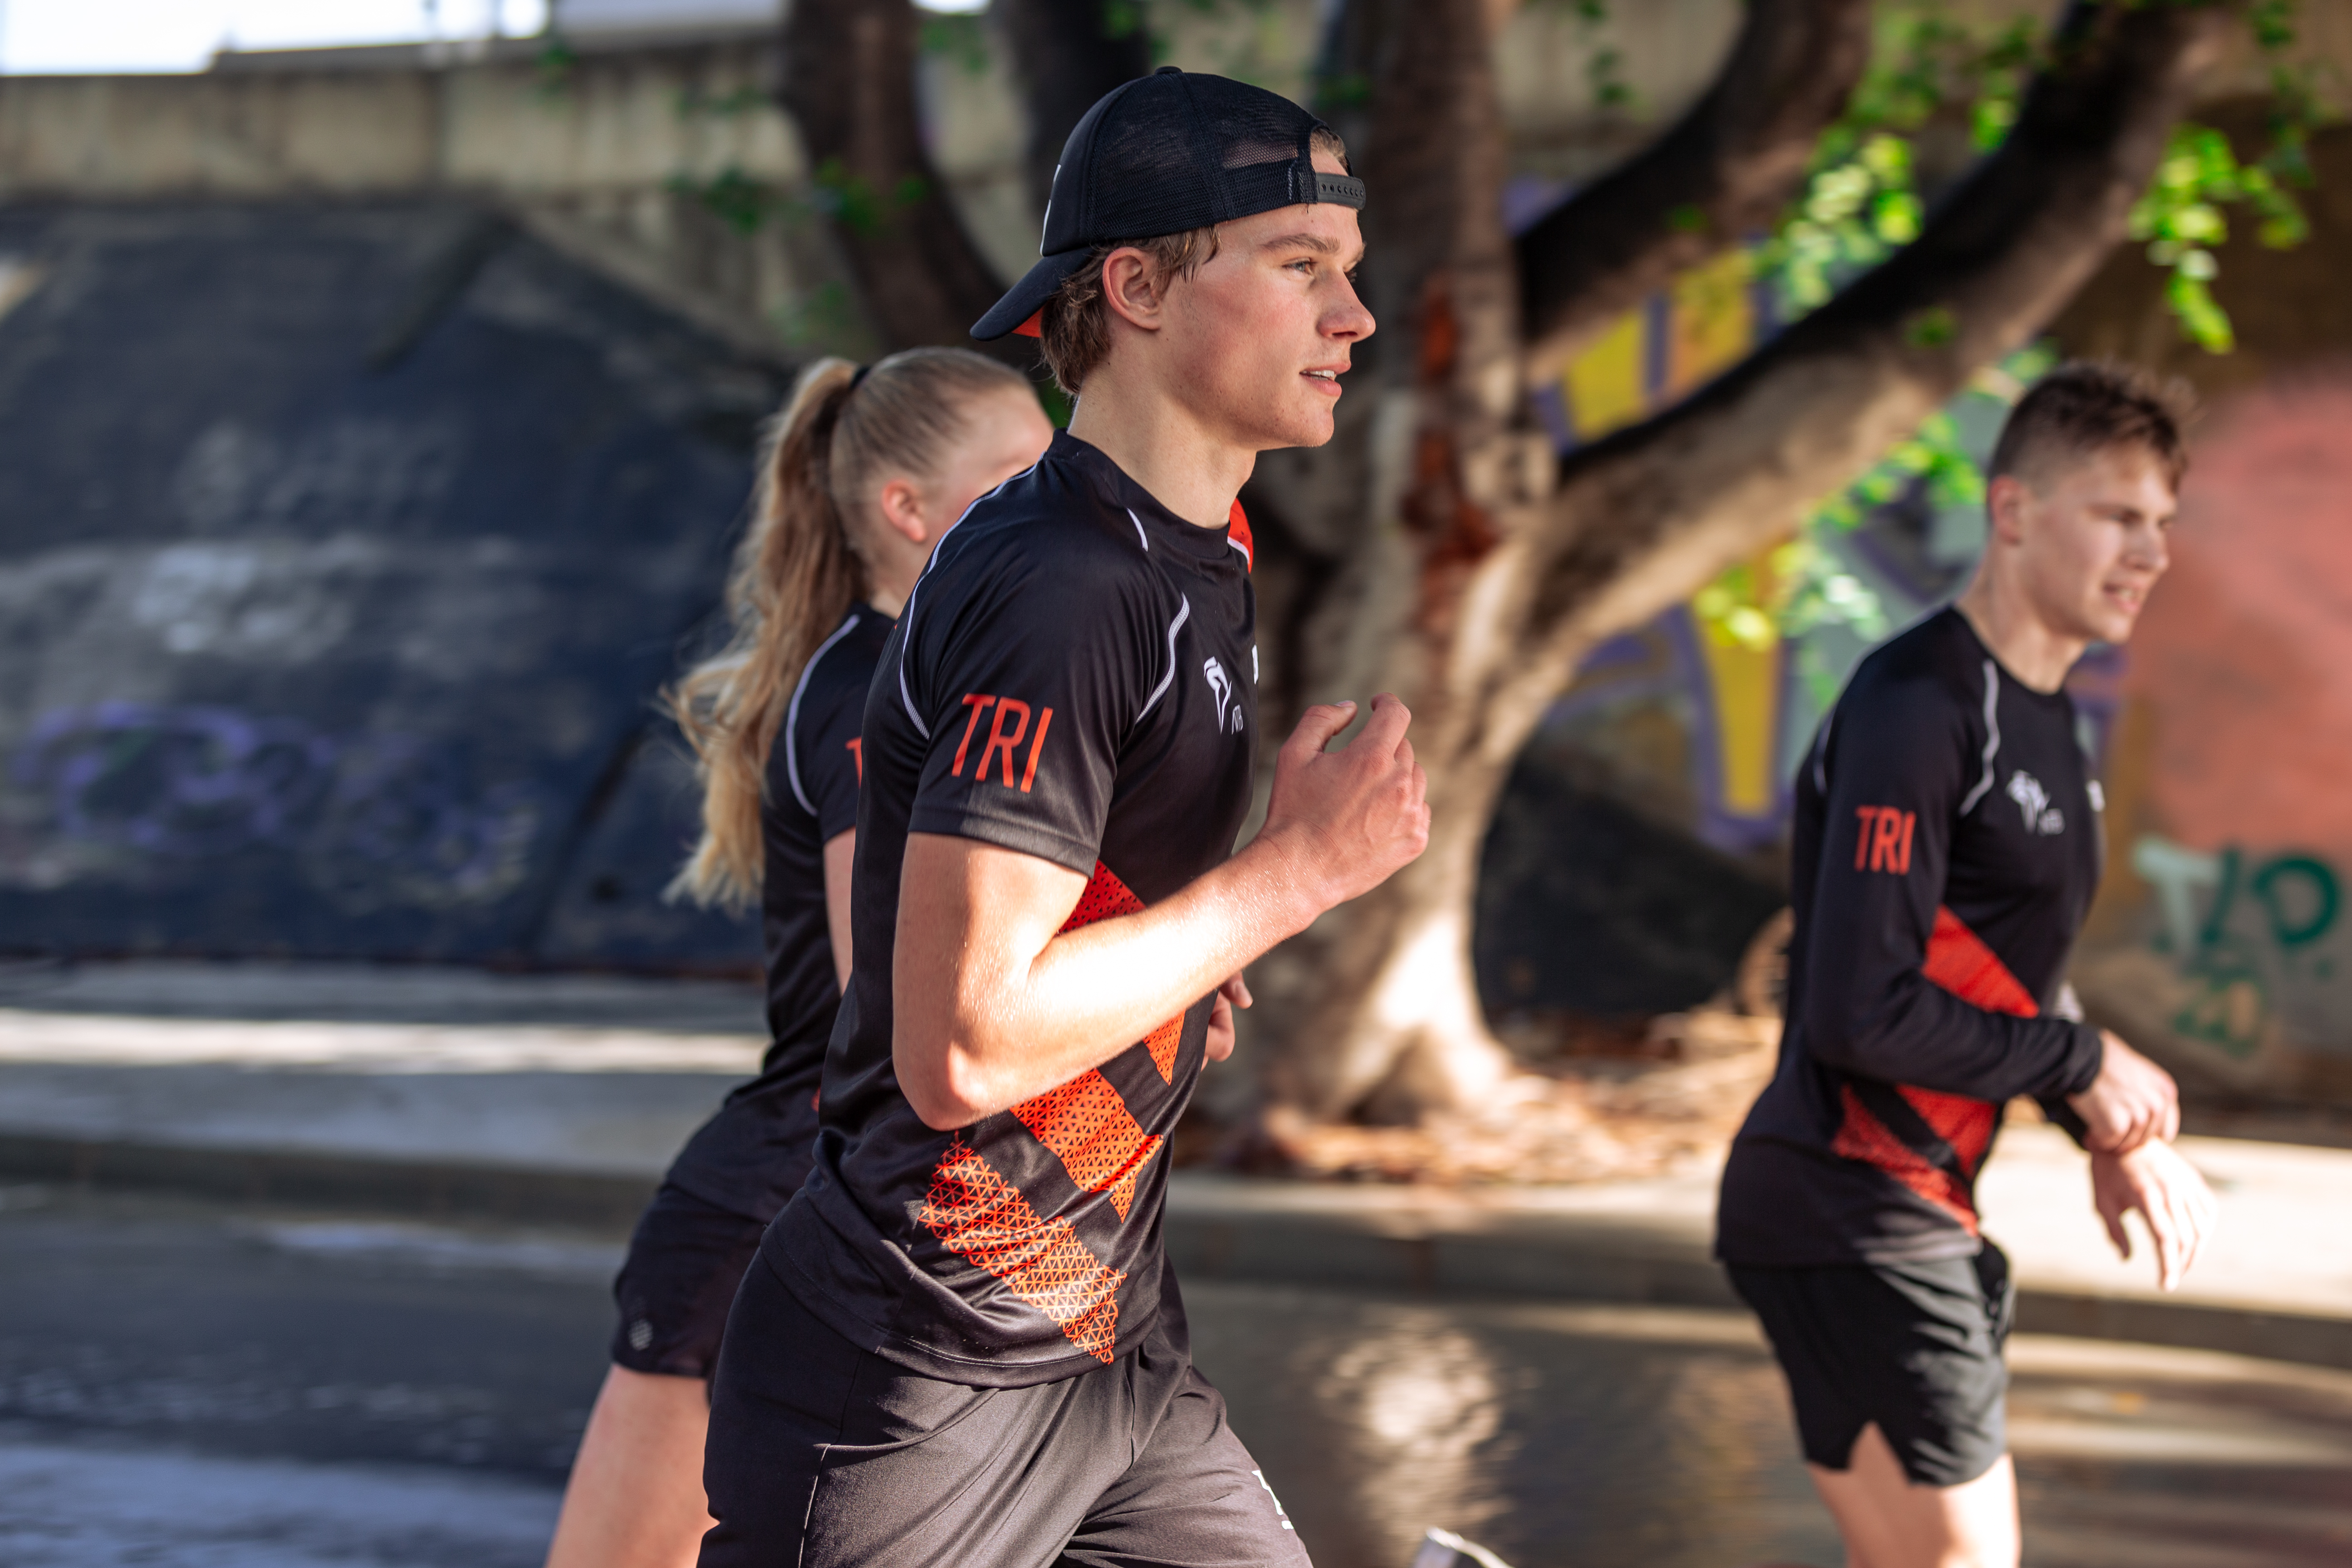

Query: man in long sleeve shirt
[1717,363,2216,1568]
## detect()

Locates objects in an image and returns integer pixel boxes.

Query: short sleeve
[794,676,867,843]
[900,552,1164,875]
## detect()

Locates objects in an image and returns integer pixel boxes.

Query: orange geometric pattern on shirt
[1057,860,1182,1083]
[916,1135,1125,1362]
[1831,1086,1985,1233]
[1922,905,2039,1017]
[1010,1070,1161,1220]
[1833,905,2029,1230]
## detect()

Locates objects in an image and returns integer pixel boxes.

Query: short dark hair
[1037,124,1350,397]
[1989,360,2196,493]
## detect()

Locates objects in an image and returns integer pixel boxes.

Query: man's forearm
[893,830,1325,1128]
[1805,978,2102,1103]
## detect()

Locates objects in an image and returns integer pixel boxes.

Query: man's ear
[1099,247,1167,334]
[1985,473,2034,546]
[874,477,930,546]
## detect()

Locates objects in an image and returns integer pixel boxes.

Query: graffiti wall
[1516,224,1991,867]
[1521,272,2352,1098]
[0,201,776,969]
[2072,378,2352,1101]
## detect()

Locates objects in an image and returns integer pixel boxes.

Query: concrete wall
[0,4,1752,361]
[0,200,779,968]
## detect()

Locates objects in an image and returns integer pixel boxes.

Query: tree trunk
[778,0,1010,353]
[1242,0,2236,1124]
[1514,0,1874,371]
[996,0,1155,223]
[1245,0,1534,1122]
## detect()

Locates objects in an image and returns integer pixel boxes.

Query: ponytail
[666,347,1032,911]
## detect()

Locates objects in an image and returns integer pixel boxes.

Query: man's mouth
[1303,367,1344,394]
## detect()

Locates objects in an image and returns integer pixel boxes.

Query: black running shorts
[608,1070,820,1381]
[1728,1242,2014,1487]
[609,1182,766,1381]
[698,1252,1313,1568]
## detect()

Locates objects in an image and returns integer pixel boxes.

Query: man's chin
[1272,407,1338,451]
[2083,609,2141,646]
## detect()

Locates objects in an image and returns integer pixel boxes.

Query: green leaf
[1902,305,1957,349]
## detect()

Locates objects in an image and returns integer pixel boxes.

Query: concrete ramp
[0,201,774,969]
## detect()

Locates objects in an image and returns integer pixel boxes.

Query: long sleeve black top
[1716,607,2106,1267]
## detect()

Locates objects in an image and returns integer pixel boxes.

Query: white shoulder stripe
[1228,535,1251,568]
[1126,508,1149,552]
[1957,657,2001,816]
[784,612,863,815]
[890,461,1038,743]
[1811,701,1838,795]
[1139,596,1191,719]
[896,575,931,740]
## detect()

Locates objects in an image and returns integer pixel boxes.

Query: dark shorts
[608,1075,818,1380]
[1728,1243,2014,1488]
[609,1182,768,1380]
[698,1251,1313,1568]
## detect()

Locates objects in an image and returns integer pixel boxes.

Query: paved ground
[5,1186,2352,1568]
[9,963,2351,1364]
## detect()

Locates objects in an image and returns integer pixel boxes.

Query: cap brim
[972,247,1093,342]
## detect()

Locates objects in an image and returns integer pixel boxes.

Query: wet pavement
[2,1186,2348,1568]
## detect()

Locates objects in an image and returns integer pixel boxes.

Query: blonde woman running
[545,348,1052,1568]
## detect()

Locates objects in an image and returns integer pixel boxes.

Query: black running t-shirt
[1716,607,2107,1268]
[764,429,1258,1386]
[662,604,891,1220]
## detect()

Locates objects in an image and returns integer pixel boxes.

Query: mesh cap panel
[973,68,1363,341]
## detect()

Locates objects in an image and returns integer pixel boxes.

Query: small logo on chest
[1203,657,1243,734]
[2005,770,2064,835]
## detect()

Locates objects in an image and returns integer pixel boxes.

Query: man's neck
[1065,371,1256,530]
[1954,575,2084,694]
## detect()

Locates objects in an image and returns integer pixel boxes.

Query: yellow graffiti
[1694,546,1785,819]
[1560,308,1648,442]
[1666,250,1754,397]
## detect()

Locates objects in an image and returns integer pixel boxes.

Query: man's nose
[1326,282,1375,342]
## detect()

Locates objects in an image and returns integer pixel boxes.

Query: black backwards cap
[971,65,1365,343]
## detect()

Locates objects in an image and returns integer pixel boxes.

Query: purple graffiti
[16,702,336,856]
[15,704,544,901]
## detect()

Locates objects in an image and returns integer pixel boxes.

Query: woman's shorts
[607,1073,818,1380]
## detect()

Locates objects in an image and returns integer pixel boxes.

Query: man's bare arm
[894,695,1426,1129]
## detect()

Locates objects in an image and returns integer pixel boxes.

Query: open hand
[2090,1139,2216,1291]
[1203,971,1250,1064]
[1259,694,1429,913]
[2068,1030,2180,1153]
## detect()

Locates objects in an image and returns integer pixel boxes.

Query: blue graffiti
[15,704,544,904]
[18,703,334,856]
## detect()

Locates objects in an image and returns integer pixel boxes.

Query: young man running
[1716,363,2219,1568]
[700,69,1414,1568]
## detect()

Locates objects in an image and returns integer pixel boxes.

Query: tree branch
[1514,0,1874,372]
[778,0,1011,353]
[1496,0,2235,751]
[995,0,1154,223]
